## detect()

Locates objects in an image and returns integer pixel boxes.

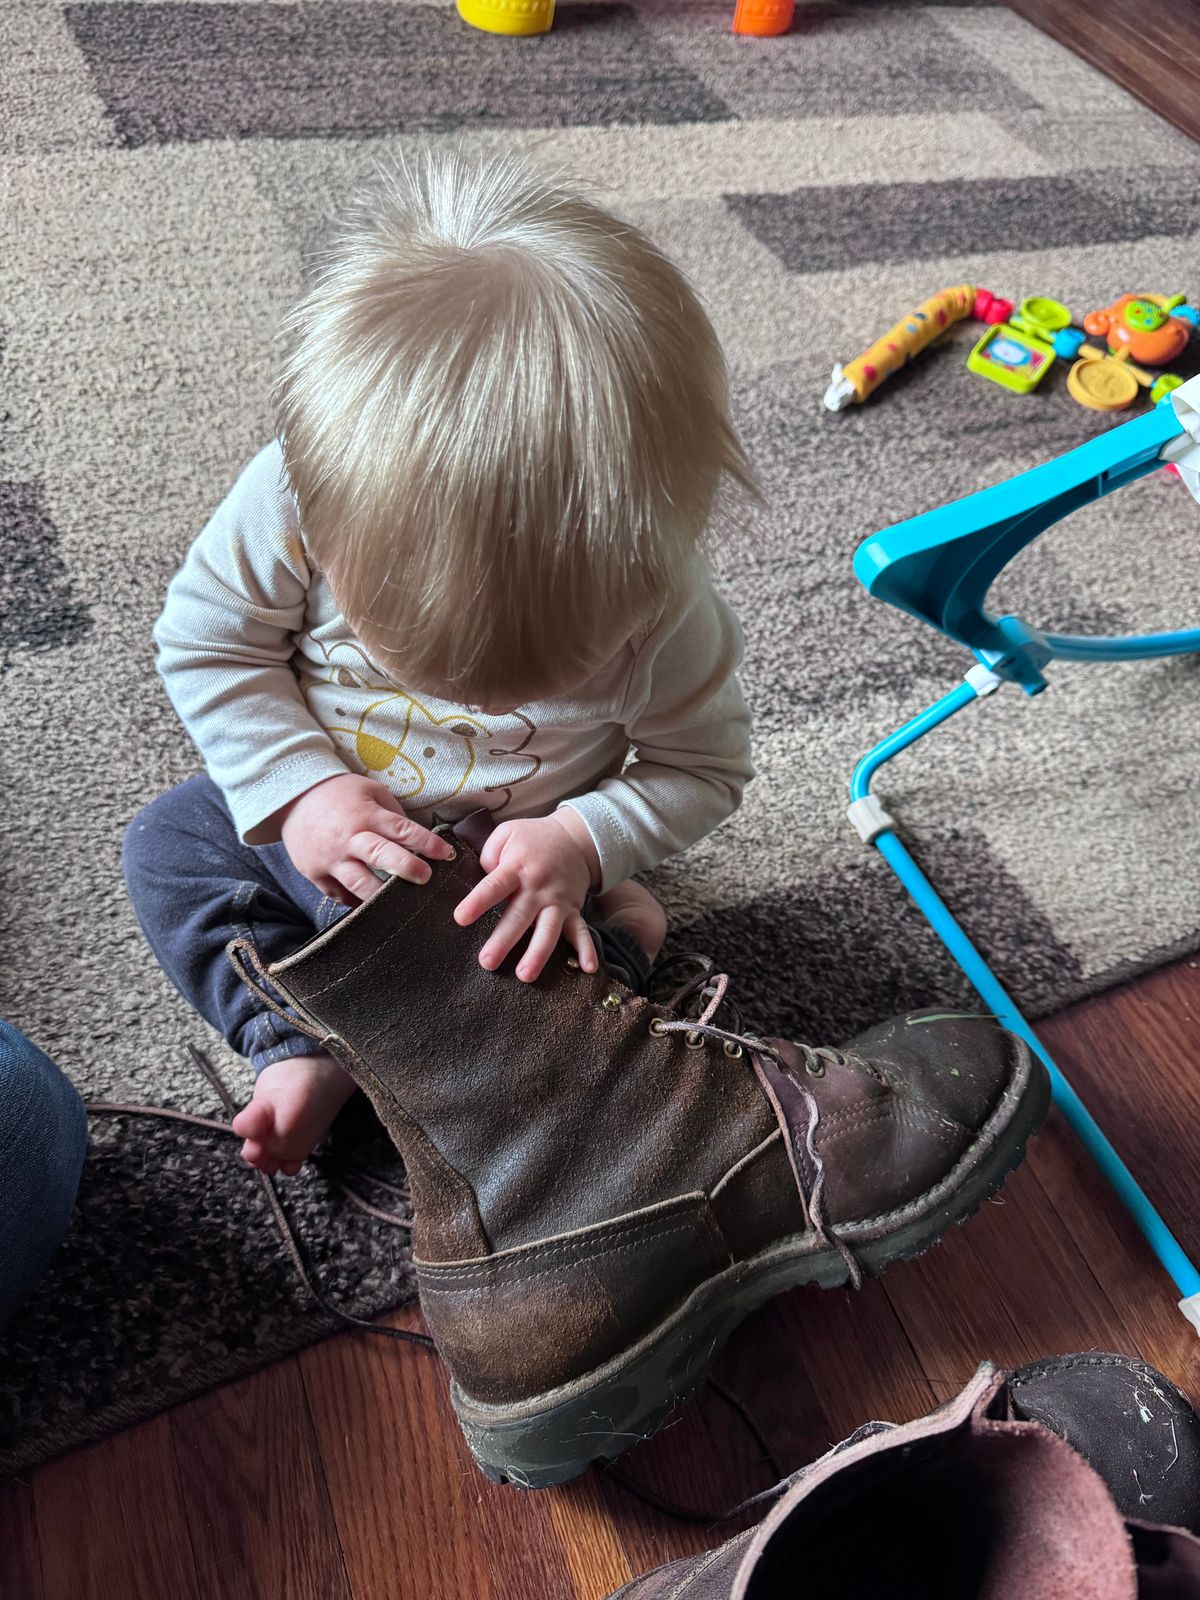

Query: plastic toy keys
[824,285,1013,411]
[1010,297,1086,360]
[732,0,795,33]
[1083,293,1196,367]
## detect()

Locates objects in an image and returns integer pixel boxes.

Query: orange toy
[1083,294,1192,368]
[732,0,794,34]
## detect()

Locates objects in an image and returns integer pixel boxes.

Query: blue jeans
[0,1021,88,1329]
[122,775,348,1074]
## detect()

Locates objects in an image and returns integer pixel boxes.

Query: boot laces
[648,955,862,1290]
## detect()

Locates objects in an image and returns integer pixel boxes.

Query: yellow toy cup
[457,0,554,34]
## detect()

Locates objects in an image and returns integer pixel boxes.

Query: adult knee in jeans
[0,1020,87,1329]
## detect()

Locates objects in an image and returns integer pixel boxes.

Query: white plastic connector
[1163,373,1200,505]
[823,364,857,413]
[1178,1292,1200,1337]
[965,664,1003,698]
[847,794,897,845]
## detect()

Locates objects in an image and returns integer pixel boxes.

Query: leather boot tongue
[735,1365,1138,1600]
[451,809,495,857]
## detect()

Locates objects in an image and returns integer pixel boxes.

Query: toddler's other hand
[454,811,600,982]
[279,773,453,905]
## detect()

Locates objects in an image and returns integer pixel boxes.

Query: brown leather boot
[611,1359,1200,1598]
[230,814,1048,1487]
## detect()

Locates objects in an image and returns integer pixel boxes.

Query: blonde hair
[276,150,753,705]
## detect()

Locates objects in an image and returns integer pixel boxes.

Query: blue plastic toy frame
[850,391,1200,1328]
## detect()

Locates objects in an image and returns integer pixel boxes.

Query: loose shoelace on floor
[85,1043,435,1349]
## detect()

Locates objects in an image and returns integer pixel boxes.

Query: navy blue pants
[122,775,348,1074]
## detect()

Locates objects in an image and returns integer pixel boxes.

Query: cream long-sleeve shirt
[154,443,754,892]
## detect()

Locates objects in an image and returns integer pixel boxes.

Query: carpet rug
[2,0,1199,1475]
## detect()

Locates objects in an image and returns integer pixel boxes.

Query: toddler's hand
[454,812,600,982]
[279,773,453,905]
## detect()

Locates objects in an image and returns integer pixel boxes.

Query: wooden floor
[3,954,1199,1599]
[1007,0,1200,145]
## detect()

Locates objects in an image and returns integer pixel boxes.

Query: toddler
[124,152,755,1177]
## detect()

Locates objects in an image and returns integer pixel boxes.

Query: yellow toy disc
[1067,357,1139,412]
[456,0,554,33]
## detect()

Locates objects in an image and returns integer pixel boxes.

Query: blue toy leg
[850,678,1200,1328]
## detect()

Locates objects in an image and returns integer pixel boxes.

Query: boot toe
[1009,1353,1200,1534]
[841,1009,1025,1133]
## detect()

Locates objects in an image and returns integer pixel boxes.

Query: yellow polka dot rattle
[824,285,1013,412]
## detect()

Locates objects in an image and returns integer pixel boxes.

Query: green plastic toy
[966,323,1057,394]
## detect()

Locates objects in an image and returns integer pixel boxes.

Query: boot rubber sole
[450,1044,1050,1489]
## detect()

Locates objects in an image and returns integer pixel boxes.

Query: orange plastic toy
[1083,294,1192,368]
[732,0,795,34]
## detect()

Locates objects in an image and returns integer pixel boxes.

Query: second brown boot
[610,1358,1200,1599]
[231,814,1049,1487]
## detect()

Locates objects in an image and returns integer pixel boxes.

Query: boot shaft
[266,838,779,1257]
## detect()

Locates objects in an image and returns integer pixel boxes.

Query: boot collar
[732,1363,1140,1600]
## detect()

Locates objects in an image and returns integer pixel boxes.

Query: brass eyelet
[723,1040,743,1059]
[648,1017,669,1037]
[565,957,580,972]
[805,1059,826,1077]
[685,1030,706,1051]
[601,992,623,1010]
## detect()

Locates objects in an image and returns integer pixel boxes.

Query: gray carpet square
[665,6,1035,124]
[64,1,733,145]
[729,167,1200,274]
[0,480,93,665]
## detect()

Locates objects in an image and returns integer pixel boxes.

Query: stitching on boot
[818,1096,970,1139]
[838,1097,1026,1233]
[299,889,466,996]
[417,1201,725,1281]
[665,1540,743,1598]
[284,844,491,996]
[418,1223,704,1296]
[817,1099,966,1148]
[419,1212,706,1281]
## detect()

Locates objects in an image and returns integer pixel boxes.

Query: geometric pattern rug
[2,0,1198,1475]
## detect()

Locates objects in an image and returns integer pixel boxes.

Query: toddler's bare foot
[231,1054,357,1177]
[593,879,668,964]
